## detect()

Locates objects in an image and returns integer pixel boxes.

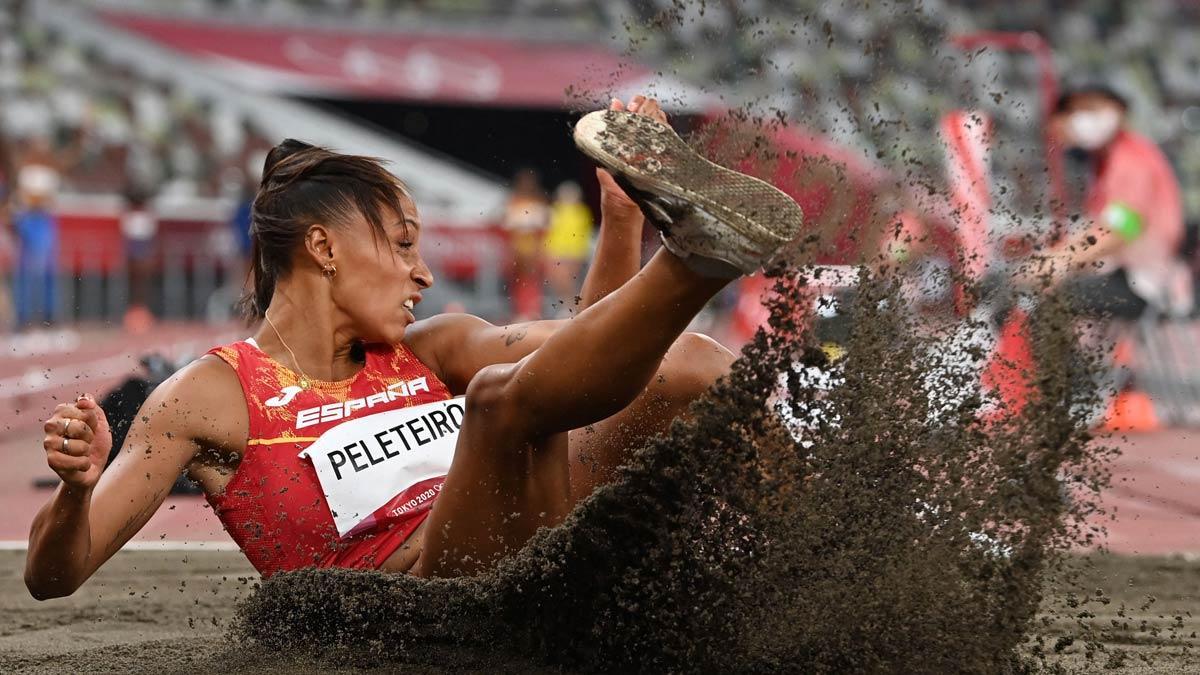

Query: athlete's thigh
[566,385,677,502]
[412,419,572,578]
[566,332,731,502]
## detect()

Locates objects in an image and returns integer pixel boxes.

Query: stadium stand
[1,0,516,326]
[75,0,1200,230]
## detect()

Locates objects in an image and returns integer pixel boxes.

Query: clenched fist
[42,395,112,490]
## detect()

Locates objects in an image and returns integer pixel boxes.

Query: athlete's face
[327,194,433,344]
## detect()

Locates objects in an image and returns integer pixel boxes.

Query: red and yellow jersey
[205,338,454,577]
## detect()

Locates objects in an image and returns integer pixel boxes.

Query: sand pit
[1,549,550,674]
[0,550,254,675]
[1,550,1193,673]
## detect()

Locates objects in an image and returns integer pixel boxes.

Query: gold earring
[322,263,337,277]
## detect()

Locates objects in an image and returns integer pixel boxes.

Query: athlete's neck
[254,287,364,382]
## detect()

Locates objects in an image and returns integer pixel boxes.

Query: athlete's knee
[465,364,515,414]
[659,332,734,401]
[464,364,528,432]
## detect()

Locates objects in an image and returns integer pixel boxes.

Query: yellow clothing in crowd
[544,201,594,260]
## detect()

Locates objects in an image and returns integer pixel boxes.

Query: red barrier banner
[102,11,654,107]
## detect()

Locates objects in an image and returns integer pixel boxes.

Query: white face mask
[1068,108,1121,151]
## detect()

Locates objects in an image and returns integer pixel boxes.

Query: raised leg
[412,251,729,577]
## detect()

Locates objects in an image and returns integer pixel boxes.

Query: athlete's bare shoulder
[404,313,563,394]
[138,353,248,453]
[403,313,491,381]
[404,312,491,343]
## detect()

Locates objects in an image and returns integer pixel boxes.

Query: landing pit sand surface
[2,551,1194,673]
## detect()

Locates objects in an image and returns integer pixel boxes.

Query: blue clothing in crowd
[232,200,253,256]
[13,208,58,326]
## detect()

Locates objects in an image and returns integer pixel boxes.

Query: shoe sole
[573,110,804,269]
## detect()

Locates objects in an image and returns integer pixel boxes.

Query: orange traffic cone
[981,309,1035,418]
[1099,388,1159,433]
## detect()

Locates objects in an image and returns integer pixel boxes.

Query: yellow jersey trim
[247,437,320,446]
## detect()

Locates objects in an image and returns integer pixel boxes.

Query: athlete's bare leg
[565,331,733,501]
[413,107,801,577]
[384,332,731,574]
[413,250,728,577]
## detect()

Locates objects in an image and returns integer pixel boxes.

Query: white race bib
[299,397,463,538]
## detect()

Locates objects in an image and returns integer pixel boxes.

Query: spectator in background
[232,139,270,258]
[227,144,268,298]
[230,175,254,272]
[12,138,60,328]
[0,134,14,331]
[0,133,12,212]
[544,180,594,315]
[503,168,549,321]
[120,184,156,334]
[1042,85,1189,318]
[235,119,274,180]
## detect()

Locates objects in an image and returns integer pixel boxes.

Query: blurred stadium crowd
[0,12,271,201]
[0,0,1196,335]
[626,0,1200,225]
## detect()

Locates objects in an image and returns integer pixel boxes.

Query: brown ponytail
[238,139,411,320]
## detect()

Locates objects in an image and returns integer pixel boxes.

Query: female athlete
[26,96,801,597]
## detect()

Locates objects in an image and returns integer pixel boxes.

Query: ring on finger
[61,436,69,453]
[62,418,72,437]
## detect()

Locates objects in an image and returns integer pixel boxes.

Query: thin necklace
[264,312,311,388]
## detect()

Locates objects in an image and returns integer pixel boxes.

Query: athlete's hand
[596,167,641,223]
[42,395,112,490]
[598,95,670,222]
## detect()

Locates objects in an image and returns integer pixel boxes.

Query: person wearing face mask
[1040,85,1189,318]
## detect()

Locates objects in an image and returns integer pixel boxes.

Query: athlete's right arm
[25,357,241,599]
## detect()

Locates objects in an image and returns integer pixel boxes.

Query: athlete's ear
[304,223,335,270]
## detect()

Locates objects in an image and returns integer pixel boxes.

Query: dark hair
[239,139,410,320]
[124,182,152,209]
[1054,83,1129,114]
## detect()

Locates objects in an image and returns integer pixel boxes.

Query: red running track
[1,323,1196,556]
[1095,429,1199,555]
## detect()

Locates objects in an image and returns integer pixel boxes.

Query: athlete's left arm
[404,167,632,392]
[405,314,565,394]
[404,196,641,392]
[405,95,668,393]
[403,185,637,391]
